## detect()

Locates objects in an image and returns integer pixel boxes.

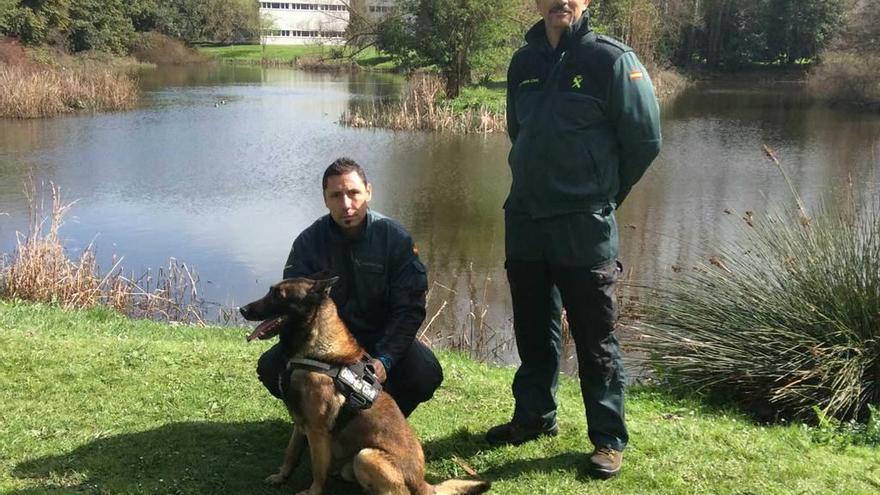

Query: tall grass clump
[340,74,506,134]
[1,184,206,323]
[635,200,880,422]
[0,63,137,118]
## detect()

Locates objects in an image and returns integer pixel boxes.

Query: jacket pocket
[352,256,387,311]
[554,92,605,132]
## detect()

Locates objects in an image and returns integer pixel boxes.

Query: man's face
[536,0,589,31]
[324,171,372,236]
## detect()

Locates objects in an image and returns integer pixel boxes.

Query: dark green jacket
[282,210,428,370]
[506,15,662,216]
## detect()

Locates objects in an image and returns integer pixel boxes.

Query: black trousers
[257,340,443,417]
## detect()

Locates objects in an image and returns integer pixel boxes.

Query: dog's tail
[429,478,491,495]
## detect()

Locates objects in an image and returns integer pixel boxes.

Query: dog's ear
[311,276,339,296]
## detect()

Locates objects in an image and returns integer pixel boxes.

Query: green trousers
[506,259,629,452]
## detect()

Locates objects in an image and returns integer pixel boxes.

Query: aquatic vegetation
[340,74,506,134]
[0,184,205,323]
[0,62,137,118]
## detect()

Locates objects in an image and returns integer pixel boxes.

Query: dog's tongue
[246,316,285,342]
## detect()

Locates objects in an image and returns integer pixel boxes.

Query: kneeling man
[257,157,443,417]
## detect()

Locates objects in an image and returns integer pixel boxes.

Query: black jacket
[283,210,428,369]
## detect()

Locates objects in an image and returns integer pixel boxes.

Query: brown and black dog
[240,277,490,495]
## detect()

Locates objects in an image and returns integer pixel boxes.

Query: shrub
[635,200,880,422]
[129,32,207,65]
[807,50,880,106]
[0,36,31,66]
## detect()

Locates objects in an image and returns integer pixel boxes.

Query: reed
[650,65,689,102]
[340,74,506,134]
[0,184,206,324]
[634,196,880,422]
[295,55,360,72]
[0,63,138,119]
[419,263,515,362]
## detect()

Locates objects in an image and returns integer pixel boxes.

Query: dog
[240,276,491,495]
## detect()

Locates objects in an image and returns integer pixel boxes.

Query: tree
[258,11,276,59]
[68,0,135,54]
[836,0,880,53]
[377,0,519,98]
[765,0,844,64]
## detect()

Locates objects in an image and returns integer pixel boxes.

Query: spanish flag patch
[629,70,643,81]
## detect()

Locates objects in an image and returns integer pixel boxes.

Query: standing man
[257,157,443,417]
[485,0,661,479]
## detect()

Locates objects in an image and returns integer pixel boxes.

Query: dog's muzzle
[245,316,286,342]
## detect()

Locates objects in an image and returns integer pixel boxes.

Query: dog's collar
[287,357,335,373]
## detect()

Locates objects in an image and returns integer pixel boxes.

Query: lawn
[197,44,396,70]
[1,300,878,494]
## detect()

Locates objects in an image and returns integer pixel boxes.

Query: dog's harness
[279,355,383,430]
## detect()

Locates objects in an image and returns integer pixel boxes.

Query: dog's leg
[352,448,409,495]
[265,424,306,485]
[298,427,332,495]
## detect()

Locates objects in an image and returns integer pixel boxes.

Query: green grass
[1,300,879,494]
[444,82,506,115]
[197,44,396,70]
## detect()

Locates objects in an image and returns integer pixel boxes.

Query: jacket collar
[525,11,592,54]
[326,209,374,242]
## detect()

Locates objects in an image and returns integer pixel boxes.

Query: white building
[258,1,396,46]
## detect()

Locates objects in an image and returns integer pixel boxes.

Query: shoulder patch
[596,34,632,54]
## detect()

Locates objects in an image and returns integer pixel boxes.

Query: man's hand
[370,358,387,383]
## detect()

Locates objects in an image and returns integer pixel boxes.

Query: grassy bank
[1,301,878,494]
[198,44,396,70]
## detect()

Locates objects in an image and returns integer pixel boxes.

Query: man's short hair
[322,157,368,190]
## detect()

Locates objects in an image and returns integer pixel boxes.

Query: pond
[1,64,878,374]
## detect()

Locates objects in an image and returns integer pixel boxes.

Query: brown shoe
[485,421,559,446]
[589,446,623,478]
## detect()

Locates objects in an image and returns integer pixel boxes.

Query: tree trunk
[444,69,461,99]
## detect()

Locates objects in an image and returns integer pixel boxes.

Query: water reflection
[1,65,879,375]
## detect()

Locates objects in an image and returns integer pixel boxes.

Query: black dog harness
[279,355,383,429]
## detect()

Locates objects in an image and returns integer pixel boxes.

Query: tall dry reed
[1,184,206,324]
[340,74,506,134]
[0,63,138,119]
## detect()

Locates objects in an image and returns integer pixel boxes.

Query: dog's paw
[264,473,287,485]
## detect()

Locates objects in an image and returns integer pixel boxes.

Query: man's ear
[311,276,340,295]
